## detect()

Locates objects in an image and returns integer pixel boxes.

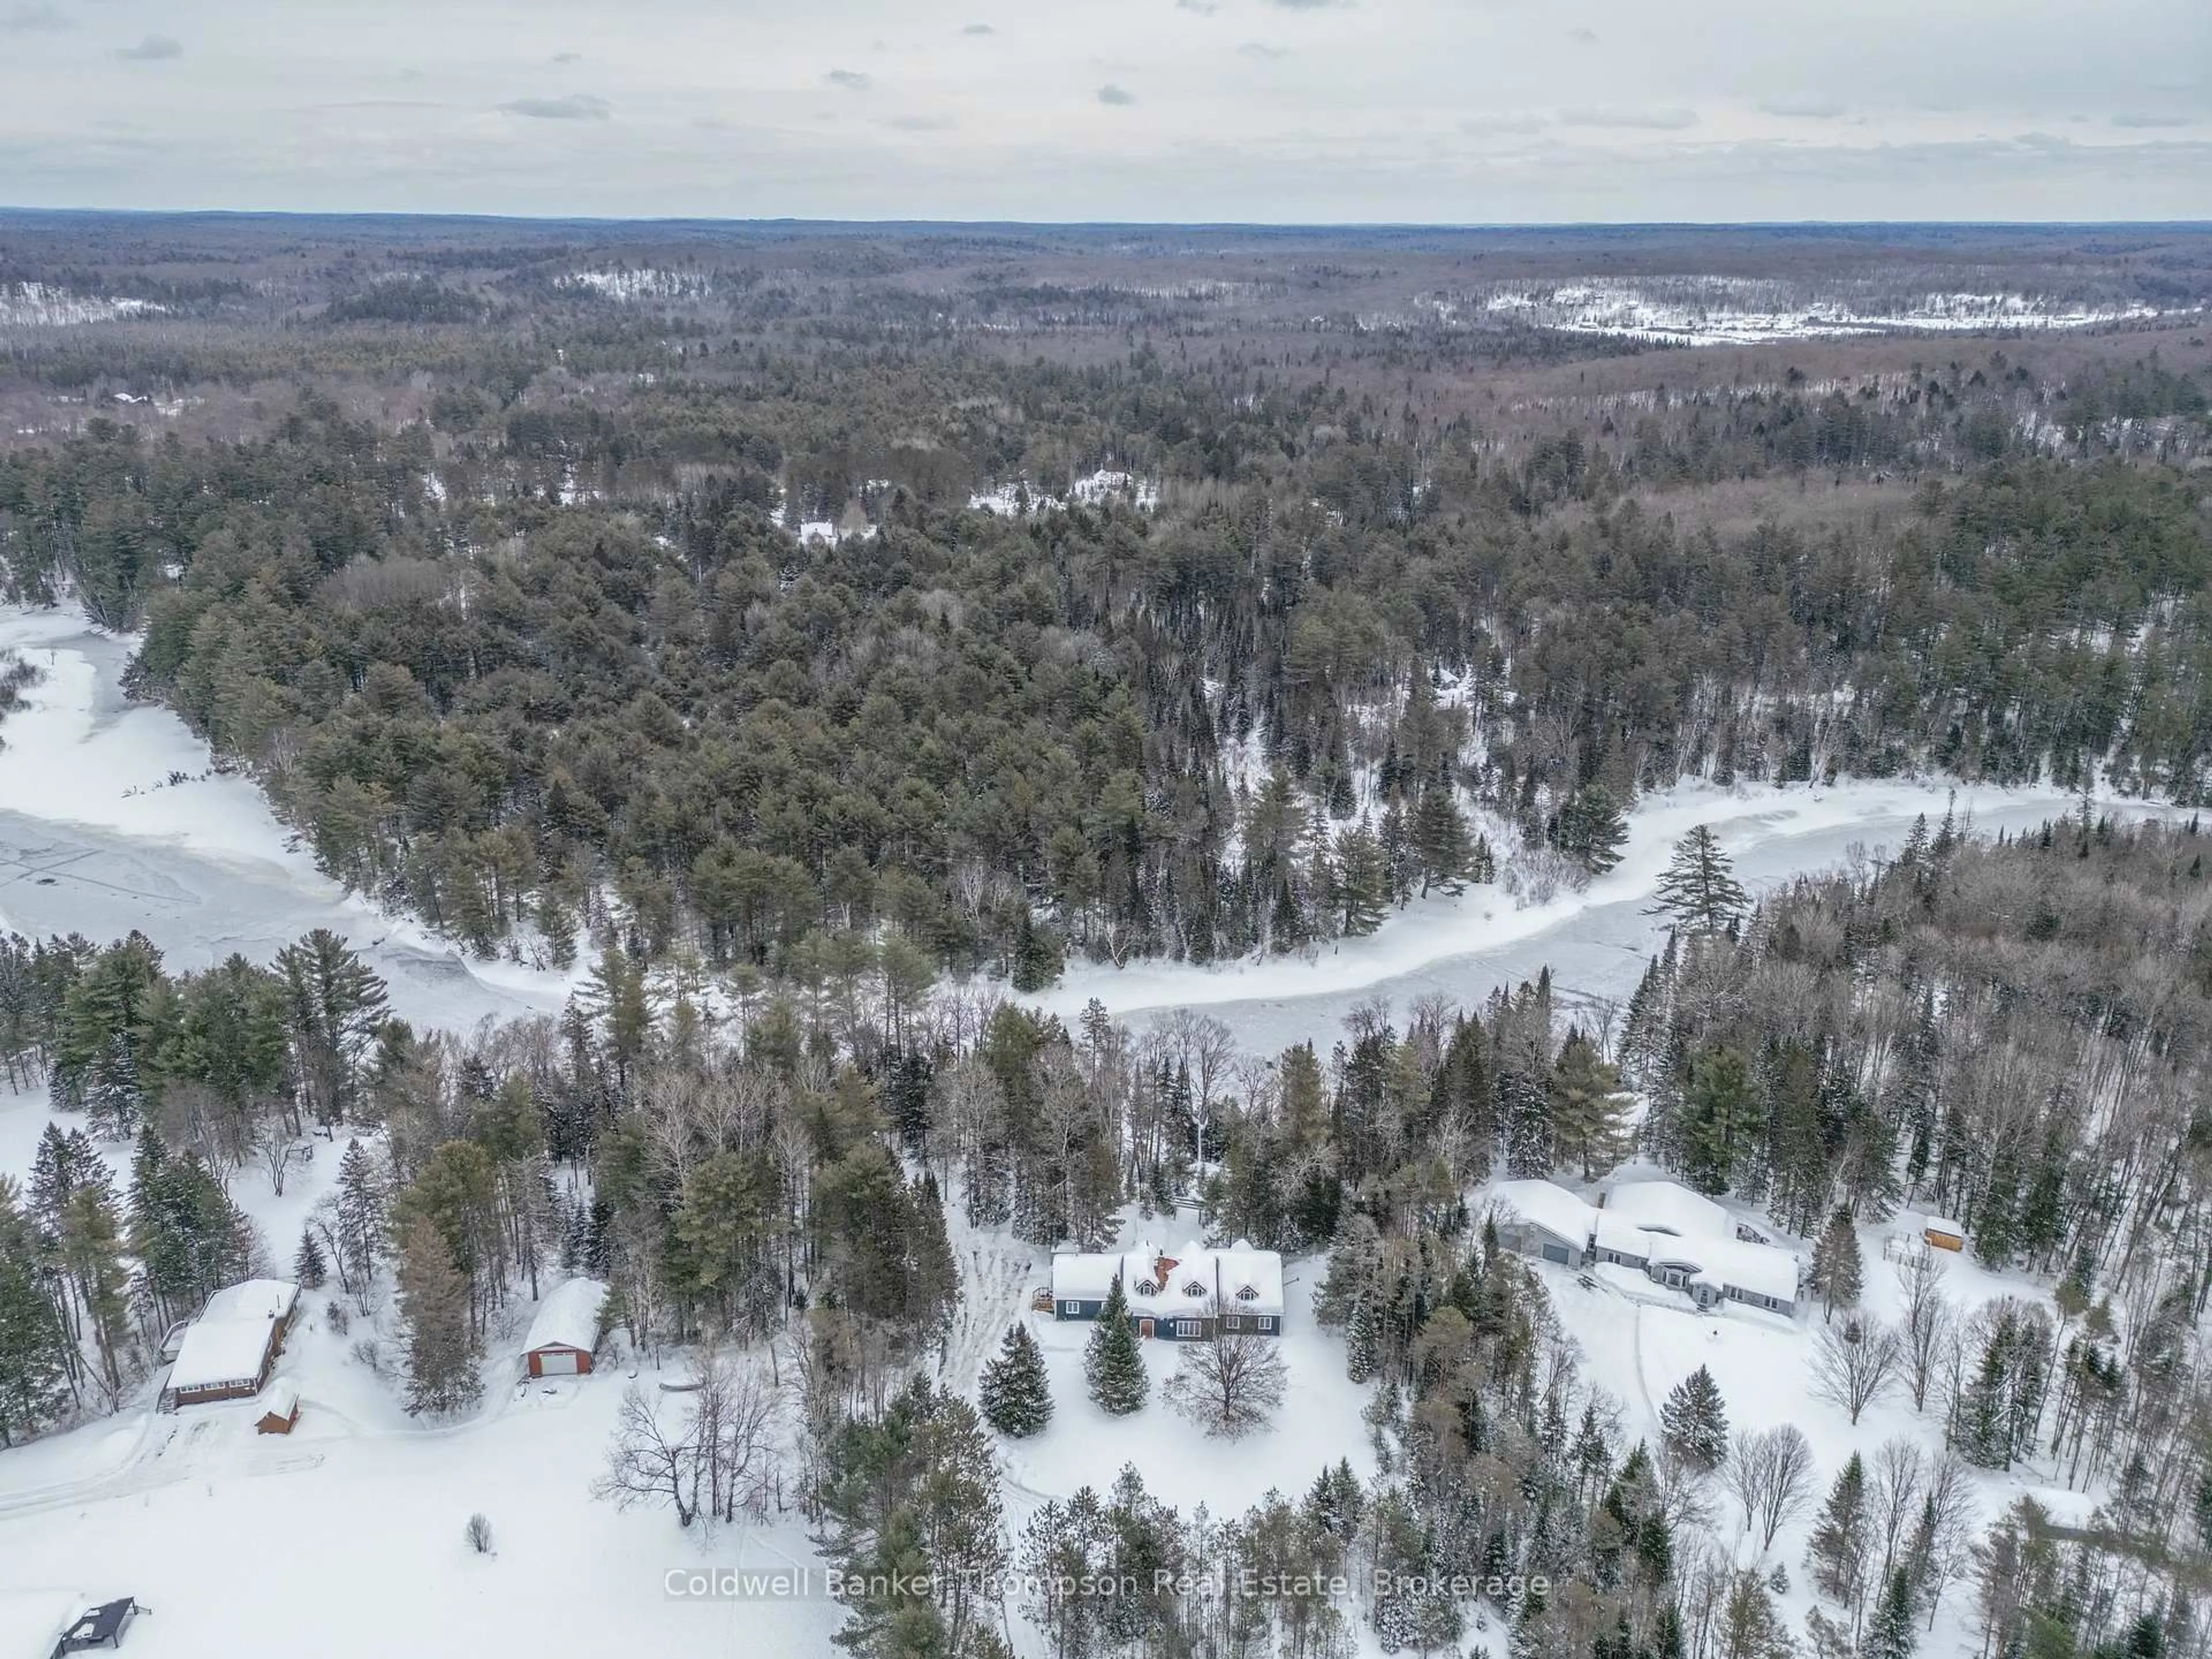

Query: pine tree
[1334,821,1391,935]
[1807,1451,1869,1611]
[1808,1209,1864,1321]
[293,1226,329,1291]
[0,1177,72,1446]
[1499,1067,1554,1179]
[1555,782,1630,875]
[397,1214,482,1416]
[1679,1045,1753,1195]
[332,1138,387,1303]
[1548,1029,1631,1179]
[1659,1363,1730,1472]
[979,1323,1053,1437]
[1410,786,1475,895]
[1084,1276,1148,1415]
[1646,825,1748,935]
[1861,1565,1918,1659]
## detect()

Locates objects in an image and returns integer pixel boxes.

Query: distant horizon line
[2,206,2211,234]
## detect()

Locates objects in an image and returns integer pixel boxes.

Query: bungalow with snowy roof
[1049,1241,1284,1340]
[1489,1177,1802,1317]
[161,1278,298,1408]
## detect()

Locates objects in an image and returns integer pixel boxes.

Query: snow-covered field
[0,597,2166,1656]
[1469,278,2180,346]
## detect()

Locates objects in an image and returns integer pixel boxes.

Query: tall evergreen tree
[1659,1363,1730,1472]
[1646,826,1748,935]
[1084,1276,1148,1415]
[397,1214,483,1416]
[979,1322,1052,1437]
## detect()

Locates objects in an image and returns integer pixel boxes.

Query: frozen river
[0,602,2176,1054]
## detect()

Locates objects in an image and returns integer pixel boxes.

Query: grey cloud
[1566,28,1597,44]
[1,5,69,32]
[1270,0,1349,8]
[499,94,611,120]
[885,114,957,131]
[115,34,183,62]
[1760,96,1847,119]
[961,22,994,34]
[1559,105,1697,130]
[1462,113,1547,134]
[2112,113,2191,128]
[551,51,582,65]
[1176,0,1218,12]
[826,69,873,91]
[1097,84,1137,106]
[1238,41,1288,59]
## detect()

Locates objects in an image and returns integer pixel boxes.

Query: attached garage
[522,1278,607,1379]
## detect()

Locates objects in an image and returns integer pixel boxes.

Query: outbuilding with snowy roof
[522,1278,607,1377]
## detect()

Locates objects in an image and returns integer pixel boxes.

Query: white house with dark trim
[1049,1240,1284,1339]
[1489,1177,1802,1316]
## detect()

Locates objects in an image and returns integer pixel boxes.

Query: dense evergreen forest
[2,317,2210,984]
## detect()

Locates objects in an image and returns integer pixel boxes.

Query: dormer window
[1135,1279,1159,1297]
[1234,1285,1260,1301]
[1181,1279,1207,1300]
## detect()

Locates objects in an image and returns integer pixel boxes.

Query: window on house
[1135,1279,1158,1296]
[1181,1280,1207,1299]
[1234,1285,1259,1301]
[1176,1320,1202,1337]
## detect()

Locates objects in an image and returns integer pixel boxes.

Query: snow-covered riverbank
[0,605,575,1034]
[2,600,2181,1058]
[1046,776,2179,1050]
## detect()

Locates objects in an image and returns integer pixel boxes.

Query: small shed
[1923,1217,1967,1253]
[522,1278,607,1377]
[254,1378,301,1436]
[56,1597,143,1653]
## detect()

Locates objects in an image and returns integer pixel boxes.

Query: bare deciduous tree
[1811,1316,1903,1424]
[1725,1423,1817,1553]
[593,1383,704,1528]
[1896,1245,1954,1412]
[1164,1321,1287,1438]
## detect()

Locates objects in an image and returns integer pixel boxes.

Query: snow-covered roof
[0,1590,84,1659]
[1687,1236,1801,1304]
[169,1278,298,1393]
[1924,1215,1965,1236]
[1602,1180,1733,1241]
[259,1377,300,1420]
[1050,1241,1285,1317]
[1489,1180,1599,1245]
[524,1278,607,1355]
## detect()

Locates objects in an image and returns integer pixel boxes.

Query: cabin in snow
[1922,1216,1967,1253]
[1490,1177,1803,1316]
[1049,1241,1283,1339]
[161,1279,298,1408]
[522,1278,607,1377]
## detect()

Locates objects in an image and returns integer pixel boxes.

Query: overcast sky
[0,0,2207,222]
